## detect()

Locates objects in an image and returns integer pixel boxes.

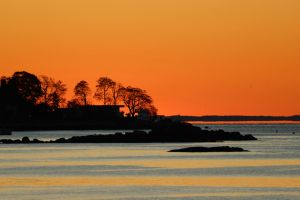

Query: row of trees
[0,71,157,118]
[0,71,67,119]
[70,77,157,117]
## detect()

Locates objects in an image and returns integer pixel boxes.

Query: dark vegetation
[0,120,257,144]
[0,71,157,130]
[0,71,257,145]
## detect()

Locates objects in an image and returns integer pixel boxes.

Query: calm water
[0,124,300,200]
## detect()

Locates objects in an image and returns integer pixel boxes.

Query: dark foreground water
[0,124,299,200]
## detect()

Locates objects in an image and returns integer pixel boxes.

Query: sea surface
[0,123,300,200]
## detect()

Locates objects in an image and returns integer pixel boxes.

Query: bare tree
[94,77,115,105]
[39,75,55,105]
[111,82,124,105]
[48,80,67,109]
[39,76,67,109]
[120,86,154,117]
[74,80,91,106]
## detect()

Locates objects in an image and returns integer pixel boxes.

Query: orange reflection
[1,176,300,188]
[1,159,300,169]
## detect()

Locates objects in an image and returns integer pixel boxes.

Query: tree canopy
[10,71,43,105]
[94,77,116,105]
[1,71,158,120]
[120,87,154,117]
[74,80,91,106]
[39,76,67,110]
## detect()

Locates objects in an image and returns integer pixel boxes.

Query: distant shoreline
[168,115,300,123]
[187,120,300,125]
[2,119,300,132]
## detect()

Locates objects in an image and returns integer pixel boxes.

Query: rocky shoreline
[0,120,257,144]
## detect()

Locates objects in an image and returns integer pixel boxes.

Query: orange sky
[1,0,299,115]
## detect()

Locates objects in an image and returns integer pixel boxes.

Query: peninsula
[0,120,257,144]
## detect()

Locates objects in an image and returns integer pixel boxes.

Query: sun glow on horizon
[1,0,299,115]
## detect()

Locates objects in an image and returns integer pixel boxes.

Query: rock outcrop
[169,146,248,152]
[0,120,257,144]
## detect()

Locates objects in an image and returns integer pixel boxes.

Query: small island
[168,146,248,152]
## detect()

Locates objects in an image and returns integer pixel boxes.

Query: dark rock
[115,132,123,136]
[55,138,66,143]
[32,138,43,143]
[22,137,30,143]
[148,120,257,142]
[169,146,248,152]
[0,139,22,144]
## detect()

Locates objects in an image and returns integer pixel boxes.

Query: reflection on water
[1,176,300,187]
[0,124,300,199]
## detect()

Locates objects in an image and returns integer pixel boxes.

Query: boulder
[169,146,248,152]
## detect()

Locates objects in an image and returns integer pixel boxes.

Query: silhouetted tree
[0,76,11,105]
[67,98,81,108]
[110,82,124,105]
[140,104,158,117]
[0,76,9,88]
[1,70,159,124]
[94,77,115,105]
[0,76,13,120]
[39,75,55,106]
[48,80,67,110]
[39,76,67,110]
[0,72,43,120]
[10,71,42,105]
[120,86,154,117]
[74,80,91,106]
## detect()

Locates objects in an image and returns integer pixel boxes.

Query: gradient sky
[1,0,299,115]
